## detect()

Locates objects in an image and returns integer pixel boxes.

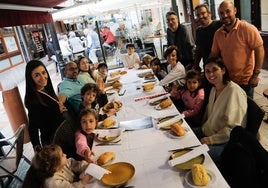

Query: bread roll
[143,83,155,91]
[112,80,123,89]
[102,118,115,128]
[97,152,115,166]
[119,70,127,75]
[191,164,209,186]
[110,71,120,77]
[103,101,123,112]
[144,72,154,78]
[170,123,186,136]
[159,98,172,109]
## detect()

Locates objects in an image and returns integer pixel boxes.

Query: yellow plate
[101,162,135,186]
[169,149,205,170]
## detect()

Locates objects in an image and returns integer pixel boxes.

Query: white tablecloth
[86,68,230,188]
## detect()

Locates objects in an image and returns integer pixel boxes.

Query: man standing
[193,4,222,71]
[166,11,195,69]
[210,1,265,98]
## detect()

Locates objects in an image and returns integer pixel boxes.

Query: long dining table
[86,68,230,188]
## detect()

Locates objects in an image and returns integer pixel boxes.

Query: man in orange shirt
[209,0,264,98]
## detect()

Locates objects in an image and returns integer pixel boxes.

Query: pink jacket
[75,130,90,158]
[180,88,204,118]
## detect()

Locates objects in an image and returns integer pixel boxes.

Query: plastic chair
[0,124,31,185]
[52,120,81,160]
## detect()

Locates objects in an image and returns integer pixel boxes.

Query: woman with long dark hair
[24,60,66,149]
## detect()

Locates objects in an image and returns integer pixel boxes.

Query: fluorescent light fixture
[0,3,54,12]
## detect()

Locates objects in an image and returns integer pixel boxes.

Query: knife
[168,145,201,152]
[96,143,121,146]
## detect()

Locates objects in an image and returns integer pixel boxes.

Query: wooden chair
[246,97,265,138]
[0,124,31,186]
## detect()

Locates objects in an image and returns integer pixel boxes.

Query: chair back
[52,120,80,160]
[0,124,30,183]
[246,97,265,136]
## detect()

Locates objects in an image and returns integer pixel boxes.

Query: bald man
[209,0,264,98]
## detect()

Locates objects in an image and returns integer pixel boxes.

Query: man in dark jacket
[166,11,195,69]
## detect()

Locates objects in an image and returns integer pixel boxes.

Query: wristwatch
[253,69,261,76]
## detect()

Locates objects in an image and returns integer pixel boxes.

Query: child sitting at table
[94,63,108,82]
[170,70,204,127]
[31,144,92,188]
[79,83,116,121]
[75,108,98,163]
[150,57,167,81]
[140,54,152,69]
[115,40,140,69]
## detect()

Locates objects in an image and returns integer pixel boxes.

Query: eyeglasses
[67,67,78,71]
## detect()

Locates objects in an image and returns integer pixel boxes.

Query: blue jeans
[192,127,226,163]
[240,85,254,98]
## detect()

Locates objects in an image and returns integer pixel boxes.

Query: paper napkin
[168,144,210,167]
[156,115,184,129]
[85,163,111,180]
[148,93,171,104]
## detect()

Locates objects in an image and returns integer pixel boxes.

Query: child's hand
[84,149,95,163]
[80,173,93,185]
[107,108,117,117]
[117,39,123,49]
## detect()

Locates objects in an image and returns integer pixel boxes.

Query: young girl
[171,70,204,127]
[77,56,96,84]
[79,83,116,121]
[32,144,91,188]
[140,54,152,69]
[150,57,167,81]
[94,63,108,82]
[75,108,98,163]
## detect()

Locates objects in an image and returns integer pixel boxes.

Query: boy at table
[115,40,140,69]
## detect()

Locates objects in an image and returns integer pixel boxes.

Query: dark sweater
[27,93,64,148]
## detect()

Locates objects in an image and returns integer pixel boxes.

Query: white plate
[106,89,118,95]
[95,129,122,142]
[107,75,121,82]
[154,103,172,110]
[168,127,189,139]
[185,170,216,188]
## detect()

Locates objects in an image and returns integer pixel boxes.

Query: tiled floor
[1,57,268,187]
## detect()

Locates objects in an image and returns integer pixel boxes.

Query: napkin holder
[168,144,210,167]
[85,163,111,180]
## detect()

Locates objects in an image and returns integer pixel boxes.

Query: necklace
[38,90,60,104]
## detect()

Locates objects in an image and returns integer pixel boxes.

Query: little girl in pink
[171,70,204,127]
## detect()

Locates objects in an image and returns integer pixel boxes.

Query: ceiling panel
[0,0,67,8]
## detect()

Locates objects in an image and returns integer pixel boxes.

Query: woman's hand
[200,137,211,145]
[58,102,67,113]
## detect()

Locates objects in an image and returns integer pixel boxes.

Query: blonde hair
[32,145,62,180]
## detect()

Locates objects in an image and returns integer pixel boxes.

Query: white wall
[261,0,268,31]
